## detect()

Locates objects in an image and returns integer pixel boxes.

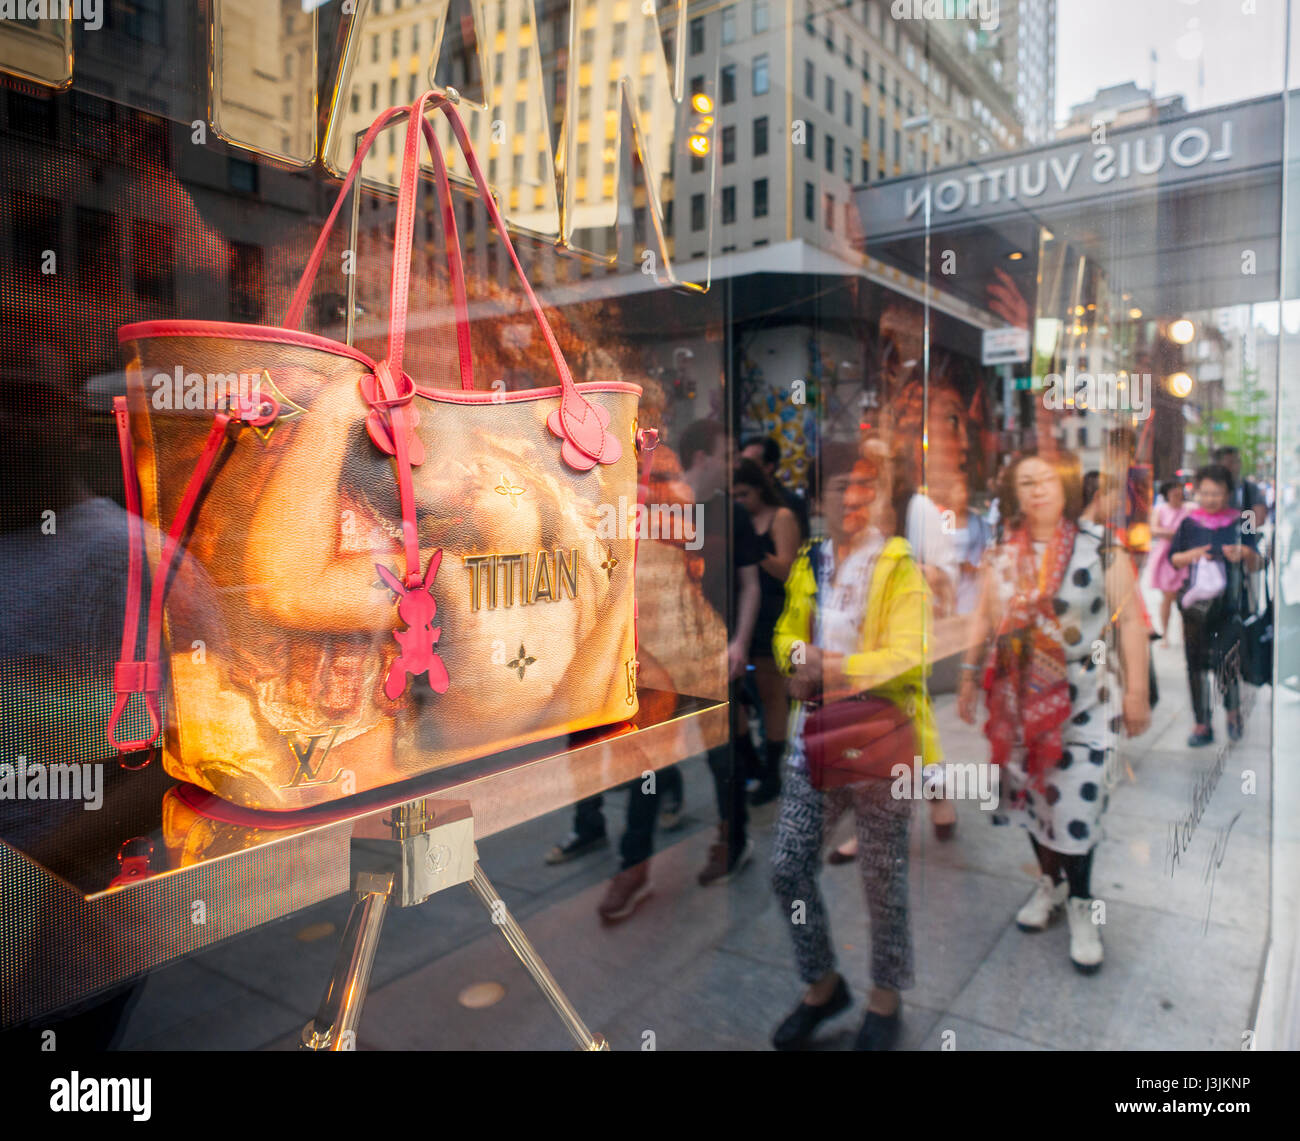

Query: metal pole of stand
[301,872,393,1051]
[468,863,608,1051]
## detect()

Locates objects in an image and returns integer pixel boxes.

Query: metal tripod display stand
[300,798,607,1051]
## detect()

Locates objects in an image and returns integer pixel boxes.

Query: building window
[805,120,815,161]
[754,0,769,34]
[370,35,379,63]
[722,185,736,224]
[844,90,852,125]
[825,192,834,230]
[613,22,626,56]
[862,50,871,81]
[804,1,815,36]
[825,20,834,54]
[519,48,529,78]
[844,146,852,180]
[391,29,400,56]
[753,54,769,95]
[721,64,736,104]
[691,152,705,174]
[754,177,769,217]
[878,65,886,102]
[721,6,736,45]
[862,101,871,138]
[690,16,704,55]
[824,132,834,172]
[804,181,815,221]
[804,60,815,99]
[722,125,736,164]
[581,28,595,63]
[825,75,834,113]
[515,102,527,133]
[691,192,705,231]
[690,74,705,96]
[753,115,769,156]
[862,158,871,181]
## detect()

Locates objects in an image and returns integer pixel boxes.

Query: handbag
[1239,564,1274,687]
[799,542,919,790]
[803,693,917,790]
[106,92,644,810]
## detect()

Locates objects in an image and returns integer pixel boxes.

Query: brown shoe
[597,863,652,923]
[697,836,754,886]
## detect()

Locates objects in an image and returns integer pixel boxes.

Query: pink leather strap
[108,395,278,753]
[283,109,474,391]
[108,396,161,754]
[420,96,622,470]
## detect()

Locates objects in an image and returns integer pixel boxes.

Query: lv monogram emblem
[252,370,307,443]
[284,727,343,787]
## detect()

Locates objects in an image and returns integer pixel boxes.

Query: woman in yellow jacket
[769,441,939,1052]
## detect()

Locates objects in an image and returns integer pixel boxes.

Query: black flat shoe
[771,977,851,1051]
[1187,727,1214,748]
[933,821,957,842]
[854,1007,902,1051]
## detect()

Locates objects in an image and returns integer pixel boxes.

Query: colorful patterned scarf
[983,519,1078,784]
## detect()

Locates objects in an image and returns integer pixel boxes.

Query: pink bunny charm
[376,550,450,701]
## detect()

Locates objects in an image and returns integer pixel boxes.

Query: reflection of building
[214,0,315,160]
[1057,81,1187,141]
[671,0,1042,263]
[335,0,680,250]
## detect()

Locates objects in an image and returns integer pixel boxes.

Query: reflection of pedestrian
[959,451,1150,975]
[678,420,762,885]
[1169,464,1263,747]
[1149,480,1191,643]
[770,442,937,1052]
[734,458,801,806]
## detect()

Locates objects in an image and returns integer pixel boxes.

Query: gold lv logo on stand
[284,727,343,787]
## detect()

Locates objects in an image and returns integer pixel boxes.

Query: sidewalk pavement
[117,610,1271,1051]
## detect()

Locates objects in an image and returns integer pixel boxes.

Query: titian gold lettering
[532,550,553,603]
[464,550,579,610]
[556,548,578,601]
[500,554,525,608]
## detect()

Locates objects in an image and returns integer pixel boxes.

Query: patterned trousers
[770,764,915,991]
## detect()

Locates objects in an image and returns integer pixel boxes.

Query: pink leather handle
[283,106,474,390]
[409,94,620,468]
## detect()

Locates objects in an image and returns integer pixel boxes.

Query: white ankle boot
[1016,874,1068,931]
[1066,897,1104,973]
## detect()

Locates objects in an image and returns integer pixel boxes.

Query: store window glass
[0,0,1297,1079]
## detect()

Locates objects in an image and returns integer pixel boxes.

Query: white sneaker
[1016,875,1068,932]
[1066,897,1104,974]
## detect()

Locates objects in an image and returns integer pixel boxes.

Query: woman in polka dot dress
[958,451,1150,974]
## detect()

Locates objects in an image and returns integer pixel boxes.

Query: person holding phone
[1169,464,1263,747]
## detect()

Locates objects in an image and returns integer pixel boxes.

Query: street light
[1169,318,1196,345]
[1168,371,1194,398]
